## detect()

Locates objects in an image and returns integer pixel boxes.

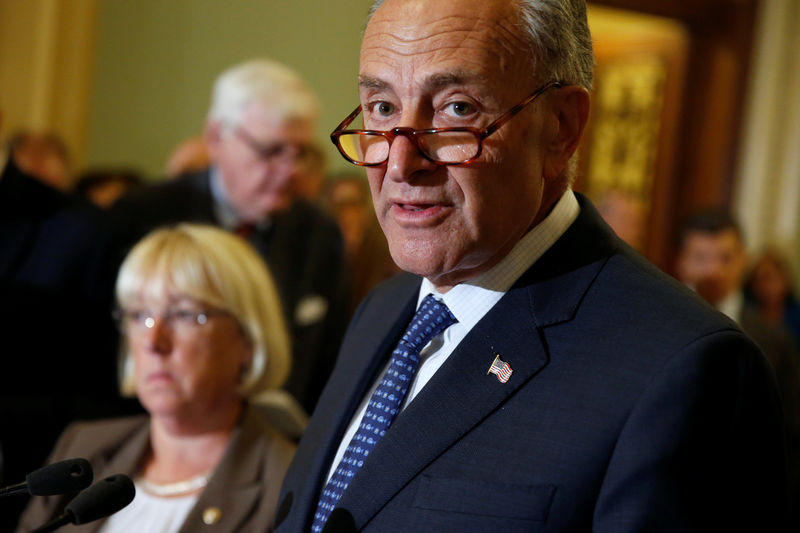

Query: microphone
[30,474,135,533]
[0,458,93,497]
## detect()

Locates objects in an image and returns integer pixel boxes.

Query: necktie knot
[399,294,457,352]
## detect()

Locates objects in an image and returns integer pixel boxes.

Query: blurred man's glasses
[114,307,231,335]
[330,81,565,167]
[233,126,311,166]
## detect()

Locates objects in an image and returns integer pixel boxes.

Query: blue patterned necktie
[311,294,457,532]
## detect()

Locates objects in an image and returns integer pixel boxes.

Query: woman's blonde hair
[115,223,291,397]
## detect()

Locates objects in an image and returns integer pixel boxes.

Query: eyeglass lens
[338,130,480,165]
[119,309,216,333]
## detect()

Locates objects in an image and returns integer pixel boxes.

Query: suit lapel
[285,275,421,529]
[68,422,151,533]
[334,194,617,529]
[336,284,548,527]
[178,405,264,533]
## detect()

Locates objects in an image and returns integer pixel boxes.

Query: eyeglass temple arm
[332,105,363,134]
[481,81,565,138]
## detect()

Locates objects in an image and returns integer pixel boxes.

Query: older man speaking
[276,1,788,531]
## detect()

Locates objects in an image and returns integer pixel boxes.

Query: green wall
[85,0,374,179]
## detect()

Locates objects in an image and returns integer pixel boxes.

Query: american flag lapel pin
[487,354,513,383]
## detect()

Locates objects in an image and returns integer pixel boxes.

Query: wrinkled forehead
[360,0,532,95]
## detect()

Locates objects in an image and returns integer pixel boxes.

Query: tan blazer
[15,404,295,533]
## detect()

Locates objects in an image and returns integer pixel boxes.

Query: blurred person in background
[746,247,800,350]
[676,207,800,520]
[596,187,647,252]
[164,135,210,179]
[9,130,71,191]
[16,224,296,533]
[111,58,348,417]
[323,173,400,317]
[0,113,125,532]
[294,143,327,204]
[74,167,144,208]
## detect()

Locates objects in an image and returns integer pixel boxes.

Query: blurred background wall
[0,0,798,279]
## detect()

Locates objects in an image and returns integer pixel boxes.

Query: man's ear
[204,120,223,159]
[542,86,590,181]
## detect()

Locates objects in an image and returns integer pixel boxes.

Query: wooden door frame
[587,0,759,273]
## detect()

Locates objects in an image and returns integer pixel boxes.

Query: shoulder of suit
[241,403,297,452]
[281,198,340,232]
[112,170,209,207]
[1,160,106,222]
[58,415,148,454]
[351,271,419,320]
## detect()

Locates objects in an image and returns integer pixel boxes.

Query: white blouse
[97,481,199,533]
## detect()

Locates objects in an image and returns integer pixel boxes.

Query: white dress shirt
[97,483,198,533]
[716,290,745,323]
[324,189,580,482]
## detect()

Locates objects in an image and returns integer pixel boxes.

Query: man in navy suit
[275,1,788,531]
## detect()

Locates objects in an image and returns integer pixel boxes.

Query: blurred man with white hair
[112,59,348,417]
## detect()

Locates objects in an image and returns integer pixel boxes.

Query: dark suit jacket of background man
[0,159,125,531]
[109,169,349,415]
[740,305,800,518]
[275,194,787,532]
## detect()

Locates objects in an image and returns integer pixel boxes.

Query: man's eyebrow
[358,70,481,92]
[425,70,479,90]
[358,75,389,91]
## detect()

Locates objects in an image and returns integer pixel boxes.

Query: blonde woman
[17,224,294,533]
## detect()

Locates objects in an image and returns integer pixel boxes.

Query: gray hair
[367,0,594,89]
[207,58,320,126]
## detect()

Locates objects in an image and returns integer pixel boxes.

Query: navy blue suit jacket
[275,194,787,532]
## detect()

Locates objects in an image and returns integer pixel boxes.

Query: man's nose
[384,130,437,182]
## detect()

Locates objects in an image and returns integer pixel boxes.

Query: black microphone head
[65,474,135,525]
[26,458,94,496]
[324,508,356,533]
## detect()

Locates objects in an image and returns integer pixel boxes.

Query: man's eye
[260,143,284,158]
[369,101,395,117]
[444,101,474,117]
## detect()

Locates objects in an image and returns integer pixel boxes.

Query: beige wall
[0,0,98,176]
[84,0,374,179]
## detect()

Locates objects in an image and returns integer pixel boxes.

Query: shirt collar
[419,189,580,329]
[716,290,744,323]
[209,166,240,230]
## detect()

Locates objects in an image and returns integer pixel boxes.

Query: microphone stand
[0,481,28,497]
[29,512,73,533]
